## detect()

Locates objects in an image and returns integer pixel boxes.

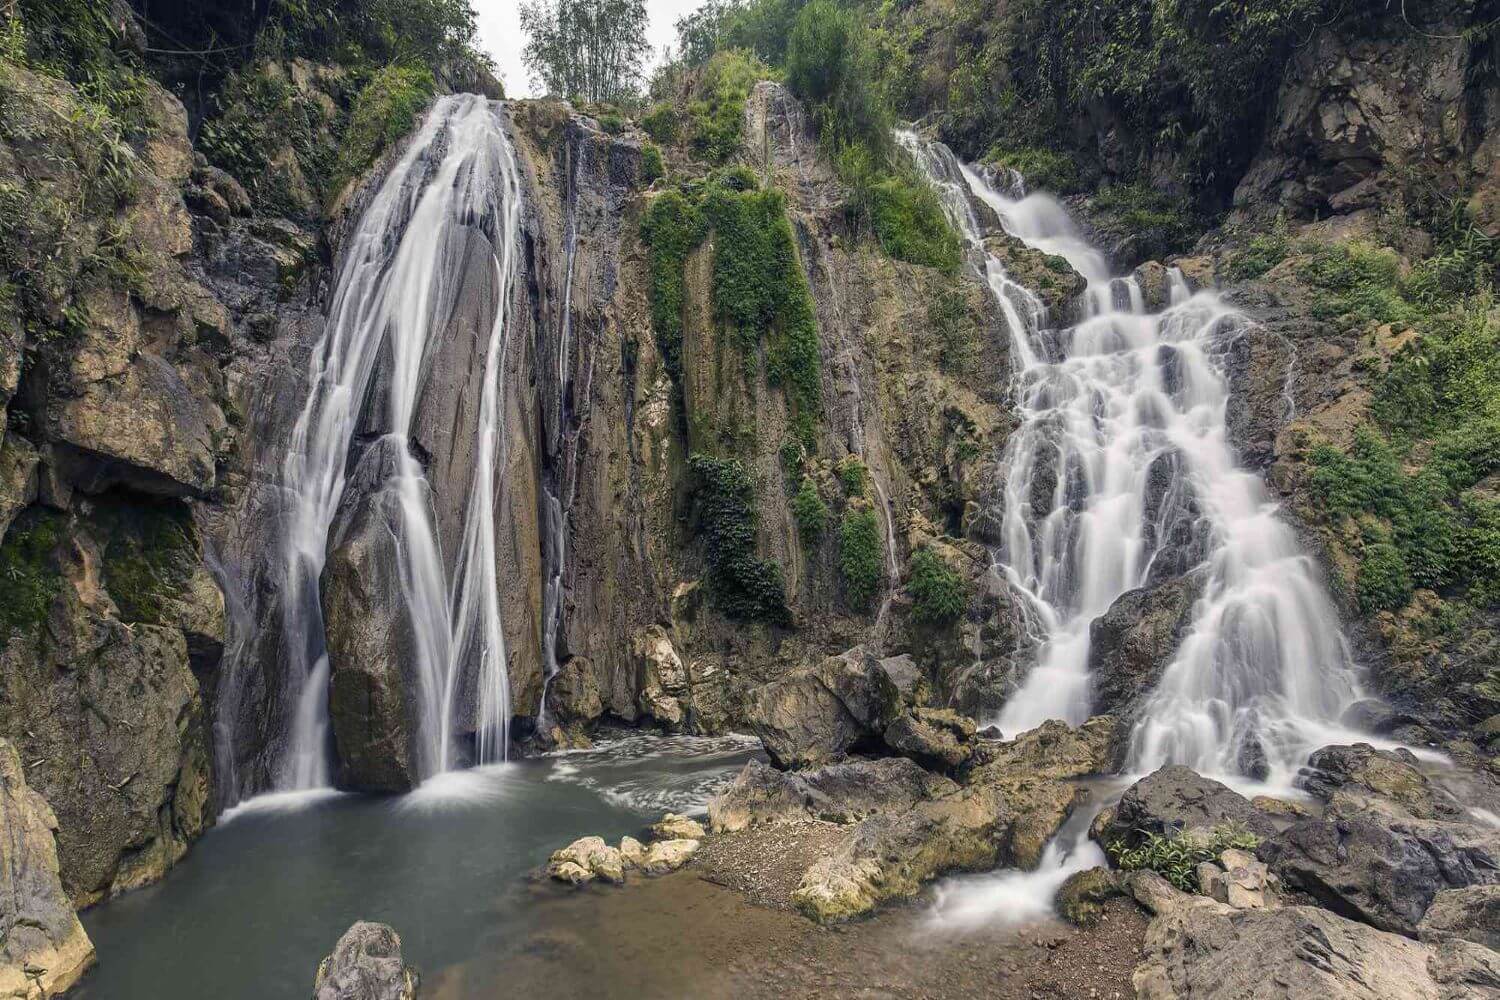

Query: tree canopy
[519,0,651,102]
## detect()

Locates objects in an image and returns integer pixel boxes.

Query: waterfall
[899,133,1363,786]
[276,94,524,789]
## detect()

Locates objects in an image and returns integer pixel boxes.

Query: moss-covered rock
[1056,866,1122,928]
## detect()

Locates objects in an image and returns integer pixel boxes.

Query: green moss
[639,188,707,388]
[791,475,829,544]
[0,510,63,644]
[1108,826,1263,894]
[689,454,791,625]
[908,547,967,625]
[96,500,196,625]
[1297,240,1410,330]
[331,63,435,197]
[1091,184,1198,255]
[1357,542,1413,614]
[1227,219,1293,281]
[838,504,883,612]
[199,63,334,216]
[928,283,977,372]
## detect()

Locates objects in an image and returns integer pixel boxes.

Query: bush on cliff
[689,454,791,625]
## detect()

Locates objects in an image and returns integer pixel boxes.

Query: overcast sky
[478,0,708,98]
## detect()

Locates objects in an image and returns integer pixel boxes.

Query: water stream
[900,133,1364,786]
[274,94,525,789]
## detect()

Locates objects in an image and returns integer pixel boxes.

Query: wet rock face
[1087,574,1203,720]
[708,757,957,833]
[1297,744,1472,822]
[0,738,95,997]
[321,441,424,793]
[314,922,418,1000]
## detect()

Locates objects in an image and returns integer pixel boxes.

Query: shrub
[986,145,1078,194]
[1108,826,1262,893]
[639,188,706,385]
[640,143,665,184]
[689,454,791,625]
[1357,542,1413,614]
[1091,184,1198,255]
[837,456,867,497]
[839,504,884,612]
[641,102,678,144]
[791,475,829,543]
[688,49,767,163]
[1226,219,1293,281]
[928,284,977,372]
[908,547,967,625]
[1297,240,1410,330]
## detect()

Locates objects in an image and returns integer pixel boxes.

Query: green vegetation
[332,64,435,196]
[688,454,791,625]
[640,143,665,184]
[986,145,1078,194]
[0,510,63,646]
[639,171,822,428]
[907,547,967,625]
[1304,201,1500,616]
[927,283,978,373]
[1226,217,1294,280]
[838,504,883,612]
[791,475,829,543]
[1108,826,1263,893]
[836,456,867,497]
[687,49,767,163]
[1090,184,1198,256]
[8,0,152,130]
[641,102,678,144]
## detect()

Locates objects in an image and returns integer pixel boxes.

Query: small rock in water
[314,921,418,1000]
[619,835,645,868]
[547,836,626,885]
[640,838,699,875]
[651,812,706,841]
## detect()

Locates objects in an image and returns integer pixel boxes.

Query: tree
[519,0,651,103]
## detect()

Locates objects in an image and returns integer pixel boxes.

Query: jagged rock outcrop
[0,739,95,997]
[314,921,419,1000]
[1128,872,1493,1000]
[709,756,958,832]
[1421,886,1500,953]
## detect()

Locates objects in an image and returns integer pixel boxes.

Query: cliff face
[0,0,1495,938]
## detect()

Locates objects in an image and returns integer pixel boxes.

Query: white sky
[478,0,709,98]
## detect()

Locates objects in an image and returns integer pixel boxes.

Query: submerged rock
[0,739,95,998]
[1087,574,1203,719]
[313,921,418,1000]
[1297,743,1468,821]
[547,837,626,886]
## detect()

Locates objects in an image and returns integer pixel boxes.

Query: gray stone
[1104,765,1277,847]
[314,922,418,1000]
[0,739,95,997]
[1419,885,1500,952]
[708,757,958,832]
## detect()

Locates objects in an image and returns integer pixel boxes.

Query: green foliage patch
[688,49,767,163]
[908,547,967,625]
[791,475,828,544]
[1108,826,1263,894]
[986,145,1079,194]
[639,172,822,426]
[95,499,197,625]
[689,454,791,625]
[838,504,883,612]
[331,63,435,197]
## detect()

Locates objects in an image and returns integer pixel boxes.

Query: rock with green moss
[1056,867,1122,927]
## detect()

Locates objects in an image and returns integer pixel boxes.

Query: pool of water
[74,734,760,999]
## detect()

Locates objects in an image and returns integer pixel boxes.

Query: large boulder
[632,625,688,730]
[314,922,418,1000]
[1297,744,1469,821]
[1133,896,1480,1000]
[1420,886,1500,952]
[791,781,1013,923]
[969,715,1123,781]
[708,757,958,833]
[1087,573,1203,718]
[882,708,976,772]
[1260,795,1500,938]
[1103,765,1278,847]
[746,648,921,769]
[0,739,95,997]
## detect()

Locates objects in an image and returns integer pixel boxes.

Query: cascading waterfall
[277,94,523,789]
[899,132,1364,787]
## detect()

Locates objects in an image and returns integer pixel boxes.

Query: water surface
[76,735,758,999]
